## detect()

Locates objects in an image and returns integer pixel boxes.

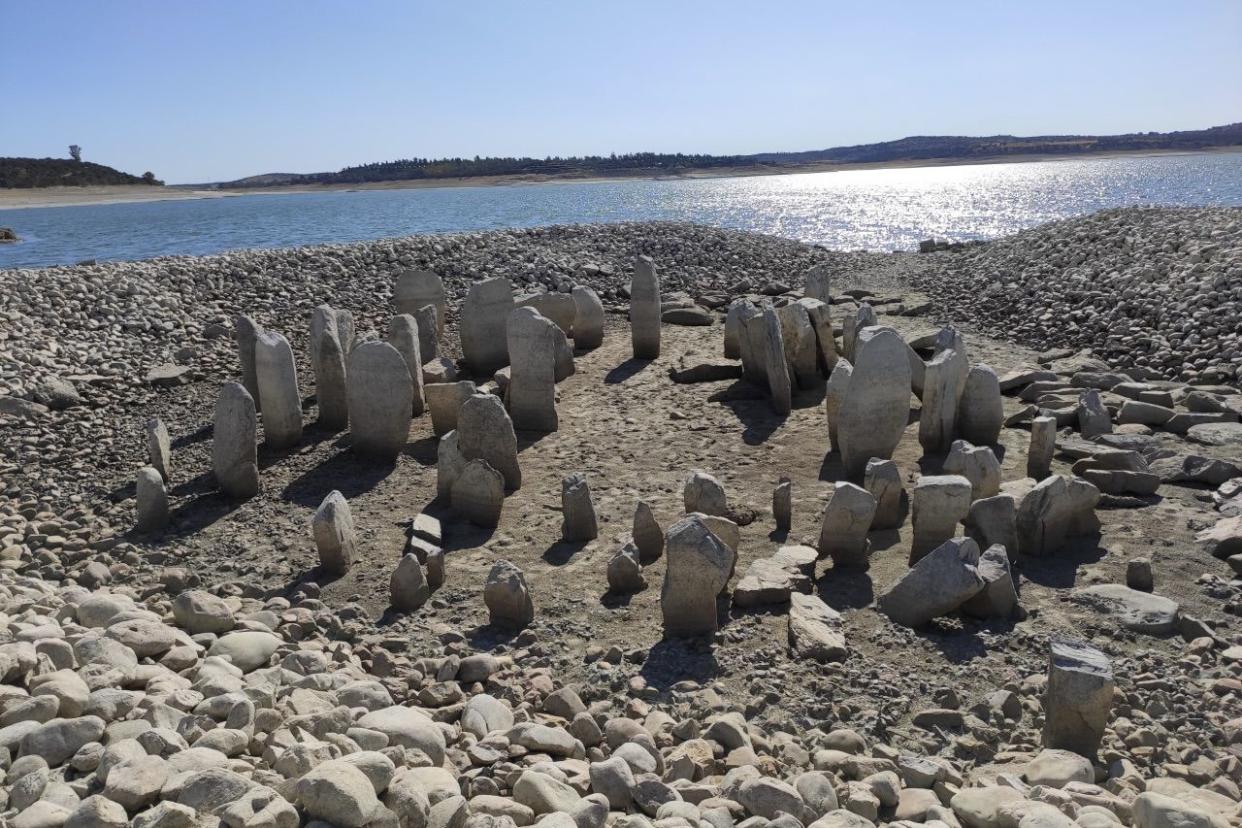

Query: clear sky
[3,0,1240,184]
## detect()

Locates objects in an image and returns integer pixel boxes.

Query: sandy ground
[3,147,1237,211]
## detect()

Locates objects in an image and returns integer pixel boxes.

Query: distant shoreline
[2,146,1239,211]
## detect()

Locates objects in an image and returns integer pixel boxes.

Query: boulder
[960,544,1019,619]
[452,459,504,528]
[485,560,534,629]
[425,380,477,437]
[877,538,984,628]
[561,473,599,542]
[390,554,429,612]
[395,269,447,338]
[607,543,645,593]
[1072,584,1179,634]
[863,459,903,530]
[683,471,728,517]
[788,593,848,662]
[312,490,357,575]
[633,501,664,563]
[135,467,169,534]
[963,494,1018,560]
[943,440,1001,500]
[571,285,605,350]
[1015,475,1101,557]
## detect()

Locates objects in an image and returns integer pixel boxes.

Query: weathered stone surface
[347,341,413,459]
[172,590,234,634]
[662,516,734,637]
[518,291,577,335]
[1015,475,1101,557]
[387,314,427,417]
[788,593,847,662]
[734,557,807,607]
[633,501,664,563]
[723,300,746,360]
[234,314,263,410]
[458,392,520,490]
[135,467,169,533]
[960,544,1019,619]
[507,307,560,432]
[910,475,972,562]
[254,331,302,448]
[1132,792,1228,828]
[805,264,832,303]
[414,304,439,361]
[571,285,605,350]
[436,430,465,498]
[395,269,447,338]
[561,473,599,541]
[818,483,876,569]
[426,380,478,437]
[762,307,793,415]
[843,304,876,362]
[485,560,533,628]
[943,440,1001,500]
[1042,639,1113,759]
[631,256,661,359]
[390,553,430,612]
[1078,389,1112,438]
[684,471,728,517]
[1073,584,1179,634]
[963,494,1018,559]
[452,459,504,528]
[1187,421,1242,446]
[607,543,645,593]
[296,760,380,828]
[839,327,911,478]
[799,297,838,374]
[878,538,984,628]
[777,301,819,389]
[737,302,766,385]
[551,322,575,382]
[958,364,1003,445]
[145,418,172,483]
[315,324,349,430]
[312,490,357,575]
[773,477,792,532]
[1027,416,1056,480]
[863,459,903,530]
[462,278,515,375]
[919,348,966,454]
[1197,514,1242,559]
[824,360,853,453]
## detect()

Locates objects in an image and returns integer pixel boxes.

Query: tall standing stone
[773,477,792,532]
[387,315,427,418]
[824,359,853,453]
[390,553,430,612]
[309,304,338,382]
[737,302,766,385]
[959,364,1004,445]
[312,490,357,575]
[452,459,504,527]
[135,467,169,533]
[762,307,792,415]
[571,285,605,350]
[1078,389,1112,439]
[818,482,877,568]
[213,382,259,499]
[1028,416,1056,480]
[552,324,576,381]
[347,341,413,460]
[334,309,355,356]
[395,269,447,339]
[724,300,746,360]
[426,380,477,436]
[458,393,521,490]
[798,298,838,374]
[255,331,302,449]
[910,474,972,562]
[633,501,664,563]
[462,278,515,376]
[234,314,263,411]
[777,302,819,389]
[920,347,966,454]
[146,417,172,483]
[838,327,912,478]
[630,256,661,360]
[315,325,349,432]
[507,307,559,432]
[1042,640,1113,759]
[414,304,439,361]
[943,440,1002,500]
[843,304,877,361]
[436,431,465,498]
[684,471,728,517]
[561,473,599,542]
[864,458,903,530]
[804,264,832,303]
[661,516,735,638]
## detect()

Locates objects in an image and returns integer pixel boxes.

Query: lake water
[2,151,1241,270]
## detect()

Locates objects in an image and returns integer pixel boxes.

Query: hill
[217,122,1242,188]
[0,157,161,189]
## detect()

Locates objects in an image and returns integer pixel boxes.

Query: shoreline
[2,145,1238,211]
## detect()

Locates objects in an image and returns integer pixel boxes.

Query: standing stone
[608,543,645,593]
[436,431,465,498]
[943,440,1002,500]
[777,302,819,389]
[1027,416,1057,480]
[736,302,766,384]
[312,491,357,575]
[824,359,853,453]
[135,467,169,533]
[334,310,355,355]
[347,342,413,459]
[877,538,984,627]
[920,348,966,454]
[684,471,728,517]
[910,475,973,563]
[633,501,664,563]
[724,300,746,360]
[562,474,599,542]
[818,482,877,569]
[414,304,439,361]
[426,380,478,437]
[1015,475,1101,557]
[452,459,504,527]
[507,307,560,432]
[234,315,263,410]
[1078,389,1112,439]
[773,477,792,532]
[395,269,447,339]
[315,325,349,431]
[630,256,661,360]
[387,315,427,417]
[799,297,838,374]
[519,292,577,335]
[843,304,877,361]
[255,331,302,449]
[661,516,735,638]
[958,364,1004,445]
[1042,640,1113,759]
[864,459,903,530]
[458,393,521,490]
[804,264,832,304]
[762,307,793,415]
[309,304,338,381]
[145,418,172,483]
[839,327,912,478]
[484,560,534,629]
[213,383,259,499]
[390,554,430,612]
[462,278,515,375]
[961,544,1019,619]
[571,285,605,350]
[964,494,1018,560]
[552,324,576,381]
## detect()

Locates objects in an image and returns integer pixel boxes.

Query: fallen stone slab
[877,538,984,628]
[733,558,809,608]
[1187,421,1242,446]
[787,593,847,662]
[662,307,714,326]
[1150,454,1242,486]
[1072,584,1179,635]
[668,362,744,384]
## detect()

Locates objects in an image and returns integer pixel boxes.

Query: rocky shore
[1,212,1240,828]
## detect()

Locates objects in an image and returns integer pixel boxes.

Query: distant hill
[216,122,1242,188]
[0,157,161,189]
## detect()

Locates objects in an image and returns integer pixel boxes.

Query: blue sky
[3,1,1239,184]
